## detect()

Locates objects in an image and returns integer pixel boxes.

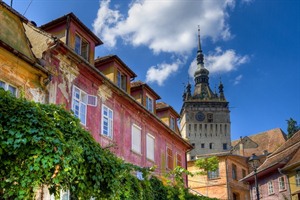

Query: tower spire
[197,25,204,66]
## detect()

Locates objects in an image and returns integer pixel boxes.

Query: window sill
[131,150,142,156]
[208,177,221,180]
[100,134,113,140]
[146,158,155,163]
[279,189,287,192]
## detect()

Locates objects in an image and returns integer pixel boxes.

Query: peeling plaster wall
[0,48,47,103]
[23,23,54,59]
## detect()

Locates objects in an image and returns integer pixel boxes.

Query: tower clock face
[195,112,205,121]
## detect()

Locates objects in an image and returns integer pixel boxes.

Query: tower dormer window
[75,34,89,60]
[207,113,213,123]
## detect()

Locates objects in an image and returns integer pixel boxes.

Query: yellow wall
[188,155,250,200]
[0,48,47,102]
[287,170,300,200]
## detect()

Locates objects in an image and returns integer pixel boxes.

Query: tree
[195,156,219,175]
[0,89,217,200]
[287,118,300,138]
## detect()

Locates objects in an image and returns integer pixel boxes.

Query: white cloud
[188,47,249,77]
[146,59,182,86]
[234,74,243,85]
[93,0,235,53]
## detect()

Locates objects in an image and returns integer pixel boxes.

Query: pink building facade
[24,12,192,182]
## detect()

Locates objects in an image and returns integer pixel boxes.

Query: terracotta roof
[242,130,300,182]
[95,54,137,78]
[156,102,169,109]
[130,80,144,88]
[156,102,180,118]
[130,81,161,100]
[40,12,102,45]
[232,128,286,157]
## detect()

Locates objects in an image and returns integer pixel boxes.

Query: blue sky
[5,0,300,140]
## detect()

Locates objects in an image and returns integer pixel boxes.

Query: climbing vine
[0,89,216,199]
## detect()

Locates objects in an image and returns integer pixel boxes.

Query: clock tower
[180,28,231,160]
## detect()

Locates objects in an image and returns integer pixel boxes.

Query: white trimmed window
[0,80,17,97]
[75,33,89,60]
[131,124,141,154]
[278,176,286,191]
[268,181,274,195]
[101,105,113,138]
[146,95,153,112]
[72,86,87,125]
[50,190,70,200]
[72,86,97,126]
[170,117,175,130]
[146,134,155,161]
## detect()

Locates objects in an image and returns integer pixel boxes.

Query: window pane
[0,81,5,89]
[81,40,89,60]
[132,125,141,153]
[75,35,81,55]
[101,105,113,138]
[72,86,87,125]
[146,134,154,160]
[8,85,16,96]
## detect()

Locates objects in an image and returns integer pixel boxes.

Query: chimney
[239,136,244,156]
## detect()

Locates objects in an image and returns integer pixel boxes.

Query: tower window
[207,113,213,123]
[209,143,214,149]
[194,124,197,131]
[201,143,205,148]
[223,143,227,150]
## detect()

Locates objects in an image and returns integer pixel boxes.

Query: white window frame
[278,176,286,191]
[146,133,155,161]
[146,95,153,112]
[50,189,70,200]
[0,80,17,97]
[72,86,97,126]
[131,124,142,154]
[72,86,87,125]
[101,104,113,138]
[268,181,274,195]
[75,33,89,60]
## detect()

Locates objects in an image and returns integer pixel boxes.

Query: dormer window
[170,116,175,131]
[117,71,127,91]
[146,95,153,112]
[75,34,89,60]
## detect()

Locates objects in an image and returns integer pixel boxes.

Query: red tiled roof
[242,131,300,181]
[232,128,286,157]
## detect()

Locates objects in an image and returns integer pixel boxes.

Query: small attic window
[75,34,89,60]
[170,116,175,131]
